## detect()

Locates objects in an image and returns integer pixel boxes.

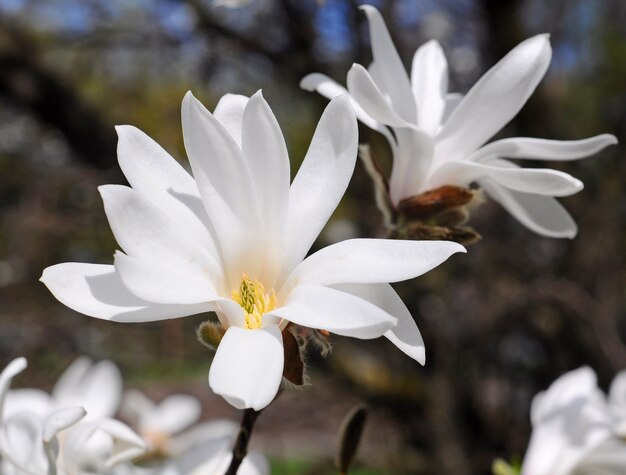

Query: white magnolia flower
[521,367,626,475]
[301,5,617,238]
[0,358,145,475]
[41,91,465,411]
[120,389,203,455]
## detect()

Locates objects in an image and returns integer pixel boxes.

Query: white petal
[270,284,396,339]
[0,358,27,416]
[241,91,289,280]
[411,40,448,134]
[115,125,222,271]
[182,91,263,283]
[300,73,394,141]
[479,178,578,238]
[120,389,154,426]
[333,283,425,364]
[288,239,465,288]
[208,325,283,411]
[4,389,52,419]
[360,5,416,123]
[52,357,122,420]
[522,367,612,475]
[347,63,413,127]
[144,394,202,435]
[442,93,463,123]
[577,438,626,473]
[609,370,626,434]
[469,134,618,162]
[42,407,85,443]
[284,95,358,273]
[437,35,552,162]
[389,127,435,204]
[213,93,249,147]
[428,159,583,197]
[41,263,214,322]
[99,185,219,281]
[114,252,219,305]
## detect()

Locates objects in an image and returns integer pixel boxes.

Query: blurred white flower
[0,358,145,475]
[521,367,626,475]
[41,91,465,411]
[301,5,617,238]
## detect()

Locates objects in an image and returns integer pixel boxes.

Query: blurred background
[0,0,624,473]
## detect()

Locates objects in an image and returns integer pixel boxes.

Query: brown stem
[224,408,261,475]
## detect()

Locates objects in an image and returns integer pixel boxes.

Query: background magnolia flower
[521,367,626,475]
[301,5,617,239]
[0,358,145,475]
[41,90,465,411]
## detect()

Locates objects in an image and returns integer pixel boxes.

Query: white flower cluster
[521,367,626,475]
[0,357,268,475]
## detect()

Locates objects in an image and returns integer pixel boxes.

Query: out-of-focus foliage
[0,0,624,474]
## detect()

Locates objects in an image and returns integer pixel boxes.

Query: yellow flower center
[231,274,277,330]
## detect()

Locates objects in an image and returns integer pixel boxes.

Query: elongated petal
[99,185,219,281]
[241,91,289,279]
[5,389,52,419]
[411,40,448,134]
[361,5,416,123]
[288,239,464,288]
[208,325,283,411]
[43,407,85,444]
[608,370,626,435]
[284,95,358,273]
[479,178,578,238]
[300,73,394,142]
[0,358,27,417]
[347,63,413,127]
[437,35,552,161]
[52,357,122,420]
[182,92,263,282]
[115,125,222,270]
[213,93,249,147]
[114,252,219,305]
[41,263,213,322]
[428,160,582,197]
[389,127,435,204]
[333,283,425,364]
[469,134,618,162]
[271,285,396,339]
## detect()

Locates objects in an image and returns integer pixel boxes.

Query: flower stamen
[231,274,276,330]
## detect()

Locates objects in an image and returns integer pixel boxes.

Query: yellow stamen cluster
[231,274,277,330]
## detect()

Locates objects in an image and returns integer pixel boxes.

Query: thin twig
[225,408,261,475]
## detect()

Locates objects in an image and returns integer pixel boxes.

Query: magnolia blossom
[301,5,617,238]
[521,367,626,475]
[41,91,464,411]
[0,358,145,475]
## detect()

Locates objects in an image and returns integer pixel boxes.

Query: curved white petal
[469,134,618,162]
[99,185,219,281]
[360,5,416,123]
[411,40,448,134]
[4,389,52,420]
[52,357,122,420]
[213,93,249,147]
[284,95,358,273]
[182,91,263,283]
[288,239,465,288]
[437,35,552,162]
[347,63,413,128]
[43,407,85,444]
[479,178,578,238]
[522,367,612,475]
[0,411,47,474]
[270,284,397,339]
[333,283,425,364]
[208,325,283,411]
[300,73,394,142]
[143,394,202,435]
[389,127,435,204]
[609,371,626,435]
[114,252,219,305]
[115,125,222,273]
[442,93,463,123]
[0,358,28,417]
[41,263,214,322]
[241,91,289,281]
[428,160,583,197]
